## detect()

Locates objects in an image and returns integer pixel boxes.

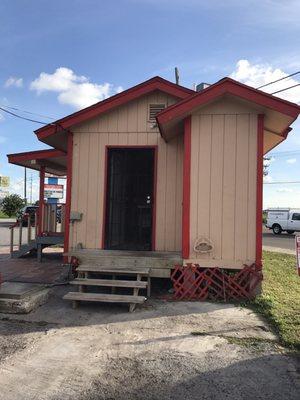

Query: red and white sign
[44,184,64,199]
[295,235,300,276]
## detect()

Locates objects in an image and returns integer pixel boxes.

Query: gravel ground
[0,286,299,400]
[0,319,51,363]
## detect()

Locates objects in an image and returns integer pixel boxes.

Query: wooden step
[12,241,37,258]
[70,278,147,288]
[63,292,146,304]
[76,265,150,275]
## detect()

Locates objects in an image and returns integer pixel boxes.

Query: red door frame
[101,145,158,251]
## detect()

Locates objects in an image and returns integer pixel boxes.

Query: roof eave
[35,76,194,142]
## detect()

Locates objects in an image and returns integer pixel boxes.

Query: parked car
[16,205,38,226]
[265,208,300,234]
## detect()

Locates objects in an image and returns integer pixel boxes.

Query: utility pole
[175,67,179,85]
[24,167,27,204]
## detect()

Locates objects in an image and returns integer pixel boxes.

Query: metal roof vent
[196,82,211,92]
[149,104,166,123]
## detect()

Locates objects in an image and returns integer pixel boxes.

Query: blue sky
[0,0,300,206]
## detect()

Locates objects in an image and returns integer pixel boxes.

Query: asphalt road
[262,226,295,251]
[0,218,296,252]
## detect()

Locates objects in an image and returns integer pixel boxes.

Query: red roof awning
[156,77,300,153]
[7,149,67,176]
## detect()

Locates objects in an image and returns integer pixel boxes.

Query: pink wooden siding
[70,91,183,251]
[188,98,258,268]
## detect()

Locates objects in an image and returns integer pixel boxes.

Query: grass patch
[190,331,278,351]
[249,251,300,350]
[0,210,10,218]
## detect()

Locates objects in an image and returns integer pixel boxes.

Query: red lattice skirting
[171,264,262,301]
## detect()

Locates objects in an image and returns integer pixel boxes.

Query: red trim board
[182,116,191,259]
[256,114,264,267]
[63,131,73,261]
[38,167,45,236]
[7,149,66,163]
[35,77,194,140]
[101,145,158,251]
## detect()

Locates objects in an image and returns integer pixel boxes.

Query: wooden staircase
[11,240,37,258]
[63,266,150,312]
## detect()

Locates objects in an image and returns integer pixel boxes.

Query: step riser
[76,257,179,268]
[69,250,181,258]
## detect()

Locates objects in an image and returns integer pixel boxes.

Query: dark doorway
[105,148,155,251]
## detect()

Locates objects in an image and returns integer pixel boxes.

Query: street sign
[0,176,10,187]
[44,184,64,199]
[295,235,300,276]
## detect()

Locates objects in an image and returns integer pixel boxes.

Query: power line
[0,106,54,125]
[264,181,300,185]
[256,71,300,89]
[0,104,58,120]
[271,83,300,95]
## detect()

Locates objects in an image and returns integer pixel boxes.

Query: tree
[1,194,25,217]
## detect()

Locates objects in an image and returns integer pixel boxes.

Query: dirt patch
[70,346,299,400]
[0,290,299,400]
[0,318,51,363]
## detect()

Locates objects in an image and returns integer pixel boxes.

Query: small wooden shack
[8,76,300,307]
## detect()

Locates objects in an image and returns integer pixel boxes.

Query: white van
[265,208,300,234]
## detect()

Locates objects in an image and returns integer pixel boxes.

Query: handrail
[9,205,65,257]
[9,213,37,257]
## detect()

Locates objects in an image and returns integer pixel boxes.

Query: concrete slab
[0,282,43,299]
[0,285,50,314]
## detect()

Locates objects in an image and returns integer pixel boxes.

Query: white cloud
[263,175,273,183]
[264,156,275,168]
[4,77,23,88]
[30,67,123,109]
[277,188,293,193]
[230,60,300,103]
[0,135,7,143]
[286,158,297,164]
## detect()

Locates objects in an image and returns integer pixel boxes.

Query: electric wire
[0,104,59,120]
[271,83,300,95]
[256,71,300,89]
[0,106,55,125]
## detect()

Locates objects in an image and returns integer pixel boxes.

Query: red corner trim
[35,77,194,140]
[38,167,45,236]
[7,149,66,163]
[256,114,264,267]
[63,131,73,261]
[157,78,300,129]
[182,116,191,259]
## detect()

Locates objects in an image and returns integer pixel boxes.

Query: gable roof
[156,77,300,142]
[35,76,194,149]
